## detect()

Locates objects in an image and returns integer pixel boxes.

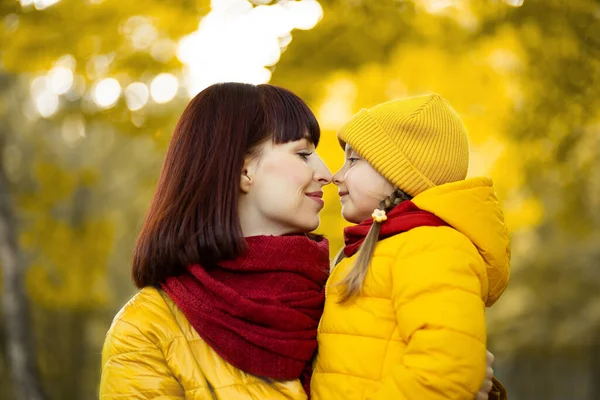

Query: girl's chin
[341,210,364,225]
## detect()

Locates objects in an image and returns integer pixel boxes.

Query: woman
[99,82,498,399]
[100,82,332,399]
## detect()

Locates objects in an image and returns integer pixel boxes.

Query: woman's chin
[302,218,320,233]
[299,217,320,234]
[278,219,319,236]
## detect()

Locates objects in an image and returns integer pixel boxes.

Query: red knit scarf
[162,235,330,397]
[343,201,449,257]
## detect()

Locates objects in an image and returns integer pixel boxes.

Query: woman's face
[239,138,332,236]
[333,144,395,224]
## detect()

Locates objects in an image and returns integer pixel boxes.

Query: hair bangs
[259,84,321,146]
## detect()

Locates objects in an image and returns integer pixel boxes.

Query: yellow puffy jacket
[100,286,307,399]
[312,177,510,400]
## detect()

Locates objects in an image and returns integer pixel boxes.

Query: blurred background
[0,0,598,399]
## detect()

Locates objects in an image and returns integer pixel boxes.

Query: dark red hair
[132,83,320,288]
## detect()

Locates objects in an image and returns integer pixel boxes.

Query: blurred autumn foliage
[0,0,598,399]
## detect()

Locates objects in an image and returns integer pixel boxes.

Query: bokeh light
[503,0,525,6]
[34,91,59,118]
[92,78,121,108]
[30,76,50,99]
[125,82,150,111]
[34,0,60,10]
[19,0,62,10]
[49,66,74,95]
[150,73,179,104]
[150,38,177,63]
[131,21,158,50]
[422,0,455,14]
[177,0,324,96]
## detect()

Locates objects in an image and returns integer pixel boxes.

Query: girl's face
[333,144,395,224]
[239,138,332,236]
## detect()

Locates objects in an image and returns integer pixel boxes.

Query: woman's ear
[240,157,255,194]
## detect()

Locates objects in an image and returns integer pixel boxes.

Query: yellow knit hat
[338,93,469,197]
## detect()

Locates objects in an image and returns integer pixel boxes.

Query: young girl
[312,93,510,400]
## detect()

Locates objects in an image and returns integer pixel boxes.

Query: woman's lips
[306,191,324,206]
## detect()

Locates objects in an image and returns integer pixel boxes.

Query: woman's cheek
[262,155,307,185]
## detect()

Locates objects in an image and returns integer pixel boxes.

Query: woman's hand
[475,350,495,400]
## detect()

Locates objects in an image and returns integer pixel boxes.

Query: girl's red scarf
[162,235,329,397]
[343,201,449,257]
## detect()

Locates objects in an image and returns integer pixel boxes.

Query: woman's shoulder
[113,287,173,324]
[104,287,181,353]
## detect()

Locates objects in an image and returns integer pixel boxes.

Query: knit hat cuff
[338,109,436,197]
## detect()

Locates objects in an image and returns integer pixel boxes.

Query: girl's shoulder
[376,225,478,260]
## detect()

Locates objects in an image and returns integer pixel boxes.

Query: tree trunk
[0,102,47,400]
[591,329,600,400]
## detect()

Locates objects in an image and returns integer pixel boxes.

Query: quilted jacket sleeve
[368,228,487,400]
[99,317,184,399]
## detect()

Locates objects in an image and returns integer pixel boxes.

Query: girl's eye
[298,152,313,161]
[348,157,359,165]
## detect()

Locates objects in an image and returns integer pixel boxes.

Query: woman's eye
[298,152,312,160]
[348,157,359,165]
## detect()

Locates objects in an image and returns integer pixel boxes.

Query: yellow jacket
[100,287,307,399]
[312,177,510,400]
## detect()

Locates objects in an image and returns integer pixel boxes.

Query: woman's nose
[315,165,332,186]
[312,155,332,186]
